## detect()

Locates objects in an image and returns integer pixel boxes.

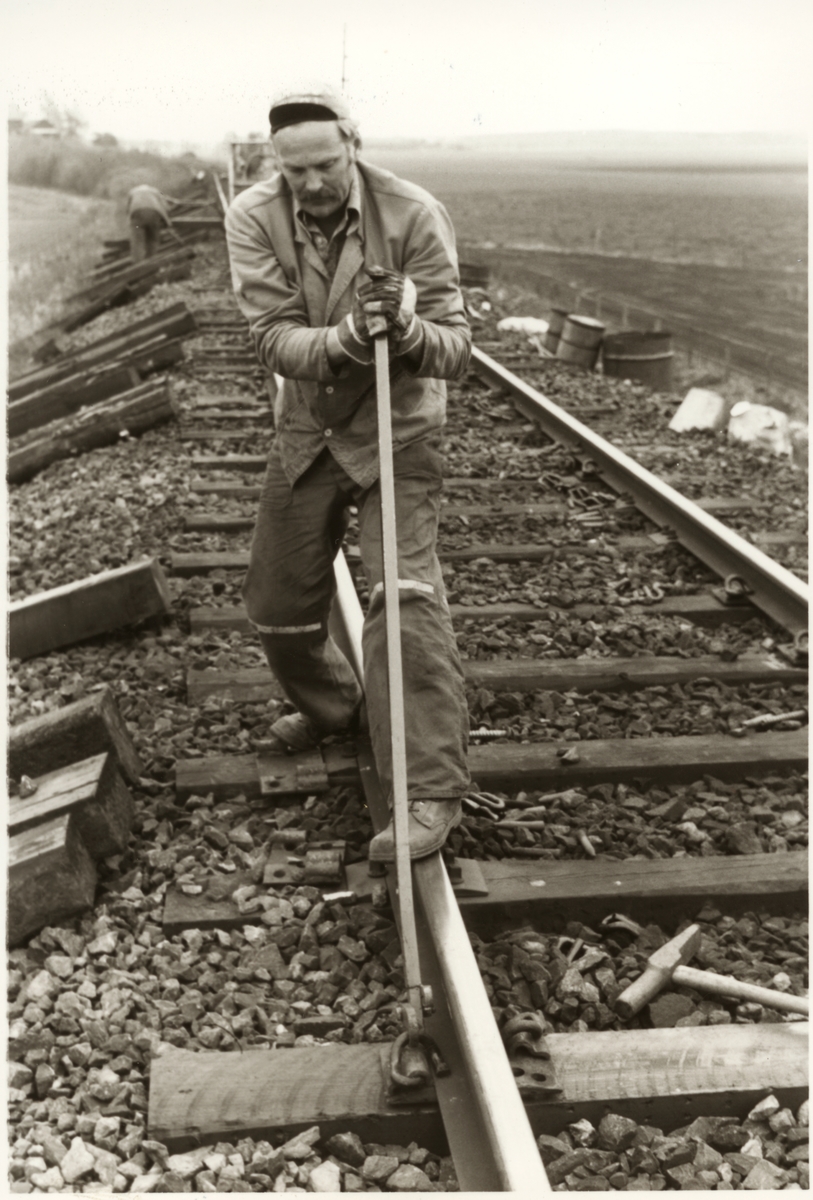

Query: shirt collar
[294,165,361,240]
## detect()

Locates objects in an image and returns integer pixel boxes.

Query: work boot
[252,701,367,754]
[251,712,320,754]
[368,798,463,863]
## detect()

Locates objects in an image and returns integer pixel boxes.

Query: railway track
[8,235,809,1192]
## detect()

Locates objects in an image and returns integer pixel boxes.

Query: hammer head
[647,924,703,974]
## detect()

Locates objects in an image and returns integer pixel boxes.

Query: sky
[3,0,813,147]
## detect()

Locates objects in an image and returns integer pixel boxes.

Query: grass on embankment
[8,186,121,346]
[7,134,218,348]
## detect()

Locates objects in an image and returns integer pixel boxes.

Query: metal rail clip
[501,1013,561,1098]
[712,573,755,607]
[777,628,809,667]
[388,1000,450,1105]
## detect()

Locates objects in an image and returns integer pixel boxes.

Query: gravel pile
[455,613,776,662]
[475,910,807,1037]
[536,1099,808,1191]
[466,678,809,742]
[454,773,807,862]
[9,1110,457,1193]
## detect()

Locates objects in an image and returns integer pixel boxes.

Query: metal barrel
[602,329,674,391]
[543,307,570,354]
[459,261,491,288]
[555,314,605,369]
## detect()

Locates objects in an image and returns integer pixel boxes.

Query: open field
[368,148,808,395]
[368,149,808,270]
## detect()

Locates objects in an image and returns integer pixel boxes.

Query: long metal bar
[472,346,808,638]
[329,551,550,1193]
[372,329,424,1024]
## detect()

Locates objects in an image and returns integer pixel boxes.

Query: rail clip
[501,1013,562,1098]
[712,573,755,607]
[387,1002,450,1104]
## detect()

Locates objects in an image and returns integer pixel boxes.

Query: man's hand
[359,266,423,358]
[331,290,376,366]
[330,266,424,369]
[358,267,416,333]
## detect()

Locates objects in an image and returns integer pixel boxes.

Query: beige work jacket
[225,158,471,487]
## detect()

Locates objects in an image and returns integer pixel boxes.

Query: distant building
[30,119,60,138]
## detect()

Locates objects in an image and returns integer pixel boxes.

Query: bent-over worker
[126,184,176,261]
[225,88,471,861]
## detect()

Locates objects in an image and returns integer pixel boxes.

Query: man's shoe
[368,798,463,863]
[251,712,320,754]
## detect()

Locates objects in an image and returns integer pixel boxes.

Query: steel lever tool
[370,313,433,1062]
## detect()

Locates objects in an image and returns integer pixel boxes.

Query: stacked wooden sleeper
[7,303,197,483]
[7,688,142,946]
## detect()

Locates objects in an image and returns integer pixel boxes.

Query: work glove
[358,266,423,356]
[332,267,422,366]
[332,289,377,366]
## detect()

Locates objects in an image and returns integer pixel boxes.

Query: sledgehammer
[615,924,809,1019]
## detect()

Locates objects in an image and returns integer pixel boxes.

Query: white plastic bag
[727,401,793,457]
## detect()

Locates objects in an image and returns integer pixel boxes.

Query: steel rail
[472,345,809,639]
[329,552,550,1194]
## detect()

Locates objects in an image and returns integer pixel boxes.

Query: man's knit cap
[269,89,350,133]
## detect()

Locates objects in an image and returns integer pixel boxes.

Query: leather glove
[358,266,423,356]
[332,290,376,365]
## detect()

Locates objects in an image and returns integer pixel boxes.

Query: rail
[329,553,551,1193]
[472,346,809,640]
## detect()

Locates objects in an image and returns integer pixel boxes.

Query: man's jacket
[127,185,172,224]
[225,158,471,488]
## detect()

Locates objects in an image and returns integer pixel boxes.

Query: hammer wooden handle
[672,966,809,1016]
[616,964,808,1018]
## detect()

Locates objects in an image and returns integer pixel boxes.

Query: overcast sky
[4,0,812,145]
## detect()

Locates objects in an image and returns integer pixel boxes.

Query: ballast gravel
[7,241,809,1193]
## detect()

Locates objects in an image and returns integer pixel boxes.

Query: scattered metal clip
[462,791,507,820]
[737,708,807,733]
[555,935,585,963]
[601,913,647,938]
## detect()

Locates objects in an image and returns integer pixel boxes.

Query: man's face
[273,122,356,218]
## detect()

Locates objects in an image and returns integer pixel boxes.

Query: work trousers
[242,438,471,802]
[129,208,162,262]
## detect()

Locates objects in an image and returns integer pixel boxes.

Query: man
[126,184,176,261]
[225,88,471,862]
